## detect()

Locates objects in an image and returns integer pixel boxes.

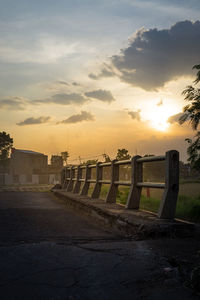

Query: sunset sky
[1,0,200,163]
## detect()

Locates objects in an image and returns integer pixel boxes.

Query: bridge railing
[61,150,179,219]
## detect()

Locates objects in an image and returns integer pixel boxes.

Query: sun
[147,104,175,132]
[151,117,169,131]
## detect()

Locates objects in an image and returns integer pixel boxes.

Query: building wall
[10,149,48,177]
[0,149,62,185]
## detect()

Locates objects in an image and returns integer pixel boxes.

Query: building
[0,148,63,185]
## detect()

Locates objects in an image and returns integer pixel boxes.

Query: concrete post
[91,162,102,198]
[73,166,82,194]
[158,150,179,219]
[61,168,65,186]
[66,166,75,192]
[62,167,70,189]
[80,165,91,196]
[126,155,142,209]
[105,160,119,203]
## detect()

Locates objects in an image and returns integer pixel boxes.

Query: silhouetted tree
[116,148,131,161]
[180,64,200,130]
[102,153,111,162]
[61,151,69,166]
[179,64,200,170]
[0,131,13,160]
[185,133,200,171]
[81,159,98,165]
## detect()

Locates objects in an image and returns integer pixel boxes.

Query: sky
[0,0,200,163]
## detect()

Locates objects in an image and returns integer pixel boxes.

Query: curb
[53,190,199,239]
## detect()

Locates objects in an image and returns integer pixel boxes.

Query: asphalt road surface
[0,191,199,300]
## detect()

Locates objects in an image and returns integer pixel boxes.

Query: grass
[175,195,200,222]
[179,179,200,184]
[91,185,200,223]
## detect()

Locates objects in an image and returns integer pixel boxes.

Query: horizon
[1,0,200,162]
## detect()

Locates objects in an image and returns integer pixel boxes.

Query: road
[0,191,199,300]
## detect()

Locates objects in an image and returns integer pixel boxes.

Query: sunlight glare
[147,104,175,131]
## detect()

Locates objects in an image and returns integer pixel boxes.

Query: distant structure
[0,148,63,185]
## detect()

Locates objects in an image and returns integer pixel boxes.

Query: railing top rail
[72,166,78,170]
[114,159,131,166]
[99,162,112,167]
[80,165,86,169]
[137,155,165,163]
[88,164,97,169]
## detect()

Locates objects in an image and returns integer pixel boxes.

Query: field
[88,182,200,223]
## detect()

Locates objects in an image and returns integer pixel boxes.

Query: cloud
[36,93,88,105]
[84,89,115,103]
[59,111,95,124]
[128,110,141,121]
[17,116,51,126]
[109,20,200,90]
[72,82,81,86]
[56,81,69,86]
[89,67,115,80]
[167,112,184,124]
[0,97,28,110]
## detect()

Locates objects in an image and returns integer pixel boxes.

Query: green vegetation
[89,185,200,223]
[180,64,200,171]
[61,151,69,165]
[0,131,13,160]
[116,148,131,160]
[102,153,111,162]
[176,195,200,222]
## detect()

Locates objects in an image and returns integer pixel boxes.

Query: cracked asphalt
[0,191,199,300]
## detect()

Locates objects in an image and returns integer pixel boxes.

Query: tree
[61,151,69,166]
[102,153,111,162]
[116,148,131,161]
[179,64,200,170]
[185,132,200,171]
[82,159,98,165]
[0,131,13,160]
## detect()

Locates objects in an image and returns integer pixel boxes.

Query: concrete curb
[53,190,199,239]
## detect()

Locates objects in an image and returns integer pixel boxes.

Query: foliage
[0,131,13,160]
[102,153,111,162]
[51,155,63,167]
[185,132,200,171]
[116,148,131,161]
[116,187,200,223]
[180,64,200,170]
[180,64,200,130]
[81,159,98,165]
[61,151,69,165]
[90,184,200,223]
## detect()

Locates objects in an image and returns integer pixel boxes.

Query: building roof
[13,149,45,156]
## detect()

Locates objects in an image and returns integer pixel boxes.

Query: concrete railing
[61,150,179,219]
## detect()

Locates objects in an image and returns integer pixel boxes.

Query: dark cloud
[17,116,51,126]
[36,93,88,105]
[108,20,200,90]
[0,97,27,110]
[128,110,141,121]
[56,81,69,86]
[167,112,184,124]
[85,89,115,103]
[89,67,115,80]
[59,111,95,124]
[72,82,81,86]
